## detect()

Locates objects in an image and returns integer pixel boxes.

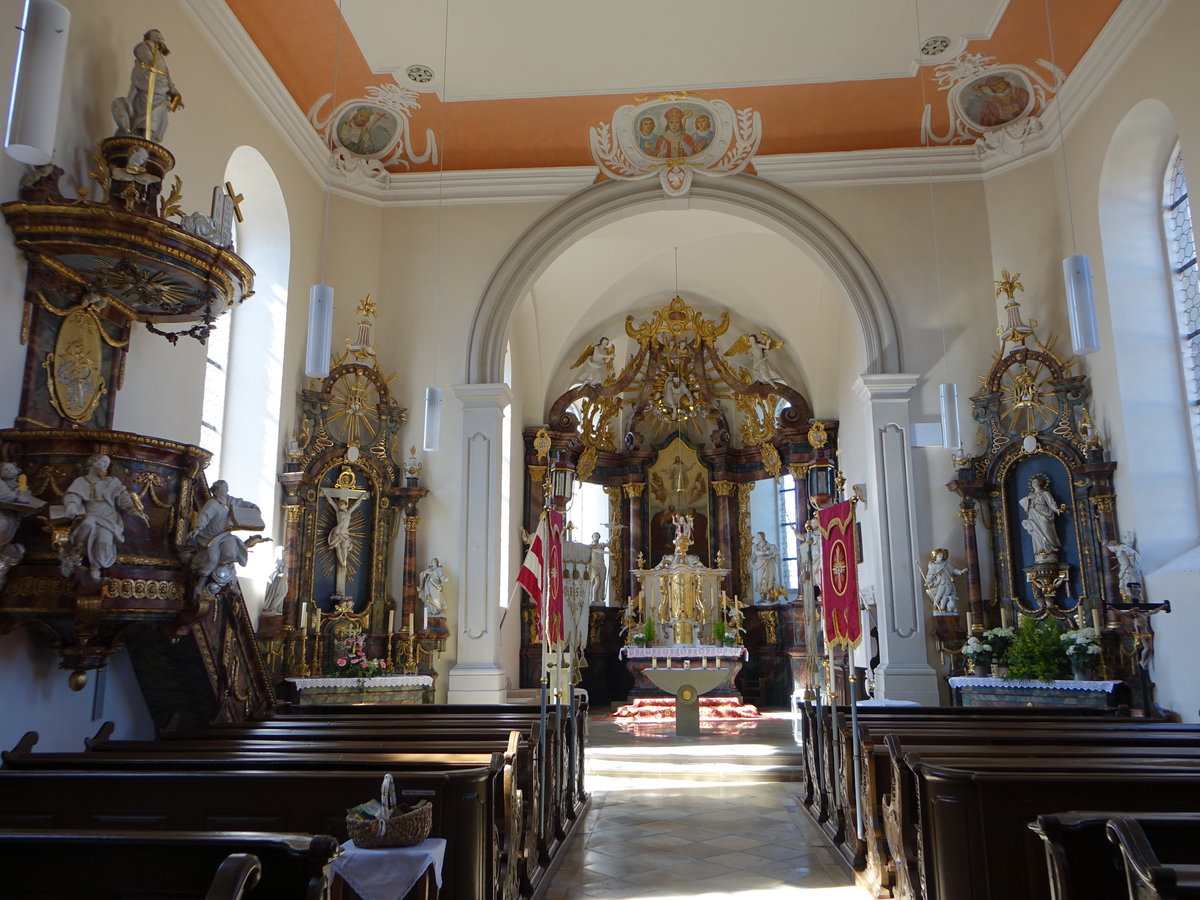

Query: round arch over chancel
[466,175,903,387]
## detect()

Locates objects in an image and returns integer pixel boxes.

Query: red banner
[817,500,861,649]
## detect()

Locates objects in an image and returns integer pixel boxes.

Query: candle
[388,609,395,634]
[1001,605,1010,628]
[299,601,308,631]
[1091,608,1102,632]
[408,612,415,635]
[966,609,973,632]
[701,655,708,669]
[651,657,656,669]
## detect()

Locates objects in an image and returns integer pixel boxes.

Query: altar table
[948,676,1129,709]
[620,646,747,700]
[286,675,434,705]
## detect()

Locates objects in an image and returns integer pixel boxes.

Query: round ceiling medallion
[920,36,952,57]
[406,64,434,84]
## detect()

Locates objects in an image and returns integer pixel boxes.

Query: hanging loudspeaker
[1064,254,1099,355]
[304,284,334,379]
[939,382,960,450]
[423,386,442,452]
[5,0,70,165]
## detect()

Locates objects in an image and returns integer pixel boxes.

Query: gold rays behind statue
[999,359,1058,434]
[327,369,381,446]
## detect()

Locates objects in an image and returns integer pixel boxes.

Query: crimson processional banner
[817,500,861,649]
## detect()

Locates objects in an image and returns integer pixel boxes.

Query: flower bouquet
[332,629,388,681]
[983,626,1015,676]
[962,635,993,674]
[1060,626,1101,679]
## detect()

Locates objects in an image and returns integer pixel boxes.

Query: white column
[854,374,940,705]
[447,383,512,703]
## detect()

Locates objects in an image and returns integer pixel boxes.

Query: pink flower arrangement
[329,629,387,679]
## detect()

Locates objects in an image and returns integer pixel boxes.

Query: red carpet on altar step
[611,696,763,721]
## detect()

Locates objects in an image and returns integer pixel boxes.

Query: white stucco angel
[262,547,288,615]
[570,337,615,386]
[920,548,965,615]
[724,331,785,384]
[1106,534,1145,600]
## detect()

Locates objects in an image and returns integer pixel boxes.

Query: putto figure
[112,29,183,143]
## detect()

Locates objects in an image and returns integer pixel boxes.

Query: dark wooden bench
[0,764,495,900]
[896,751,1200,900]
[1030,811,1200,900]
[0,828,339,900]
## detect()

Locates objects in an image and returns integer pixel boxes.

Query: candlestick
[314,607,321,634]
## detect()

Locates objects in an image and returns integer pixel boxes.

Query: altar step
[585,724,806,783]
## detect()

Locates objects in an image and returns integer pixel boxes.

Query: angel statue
[920,548,965,615]
[570,337,615,386]
[724,331,785,384]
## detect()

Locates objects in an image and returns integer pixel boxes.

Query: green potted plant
[712,619,726,644]
[983,626,1015,677]
[1006,615,1070,682]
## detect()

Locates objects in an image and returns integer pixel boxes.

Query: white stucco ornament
[589,94,762,197]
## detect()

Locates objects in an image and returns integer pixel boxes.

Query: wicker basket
[346,774,433,848]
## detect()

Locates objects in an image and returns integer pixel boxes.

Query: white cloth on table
[332,837,446,900]
[856,698,922,707]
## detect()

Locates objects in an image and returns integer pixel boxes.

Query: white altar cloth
[620,646,747,660]
[948,676,1122,692]
[332,837,446,900]
[287,675,433,689]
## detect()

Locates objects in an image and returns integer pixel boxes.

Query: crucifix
[320,467,369,598]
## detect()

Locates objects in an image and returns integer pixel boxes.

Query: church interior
[1,0,1200,897]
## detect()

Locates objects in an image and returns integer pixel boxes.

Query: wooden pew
[0,828,339,900]
[1030,811,1200,900]
[0,762,496,900]
[1107,816,1200,900]
[894,751,1200,900]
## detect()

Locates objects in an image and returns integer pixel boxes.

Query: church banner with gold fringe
[817,500,861,649]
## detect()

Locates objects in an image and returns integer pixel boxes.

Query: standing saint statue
[750,531,782,603]
[1105,537,1145,600]
[418,558,448,617]
[111,29,184,143]
[262,548,288,615]
[586,532,609,607]
[1019,473,1066,562]
[60,454,148,579]
[921,548,965,615]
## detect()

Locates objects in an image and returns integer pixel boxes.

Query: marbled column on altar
[276,472,306,631]
[401,513,420,627]
[958,504,984,630]
[622,482,645,601]
[712,480,736,596]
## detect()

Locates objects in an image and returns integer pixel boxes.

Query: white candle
[408,612,415,635]
[1001,605,1010,628]
[1091,608,1102,632]
[300,601,308,630]
[966,609,973,632]
[387,609,395,634]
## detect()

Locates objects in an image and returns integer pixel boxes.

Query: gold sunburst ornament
[327,369,382,445]
[999,360,1057,434]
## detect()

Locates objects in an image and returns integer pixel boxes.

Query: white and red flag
[516,509,565,643]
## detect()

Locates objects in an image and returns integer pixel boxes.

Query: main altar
[520,297,832,708]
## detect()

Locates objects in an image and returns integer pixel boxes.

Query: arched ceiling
[523,208,853,413]
[225,0,1120,172]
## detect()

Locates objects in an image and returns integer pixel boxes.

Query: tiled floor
[541,715,870,900]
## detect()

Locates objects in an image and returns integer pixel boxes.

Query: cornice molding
[185,0,1167,204]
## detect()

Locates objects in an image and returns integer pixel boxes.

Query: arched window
[1164,146,1200,470]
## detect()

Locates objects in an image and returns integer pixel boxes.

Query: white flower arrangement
[1060,626,1102,668]
[983,626,1015,662]
[962,635,993,665]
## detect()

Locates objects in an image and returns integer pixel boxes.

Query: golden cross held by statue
[224,182,245,222]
